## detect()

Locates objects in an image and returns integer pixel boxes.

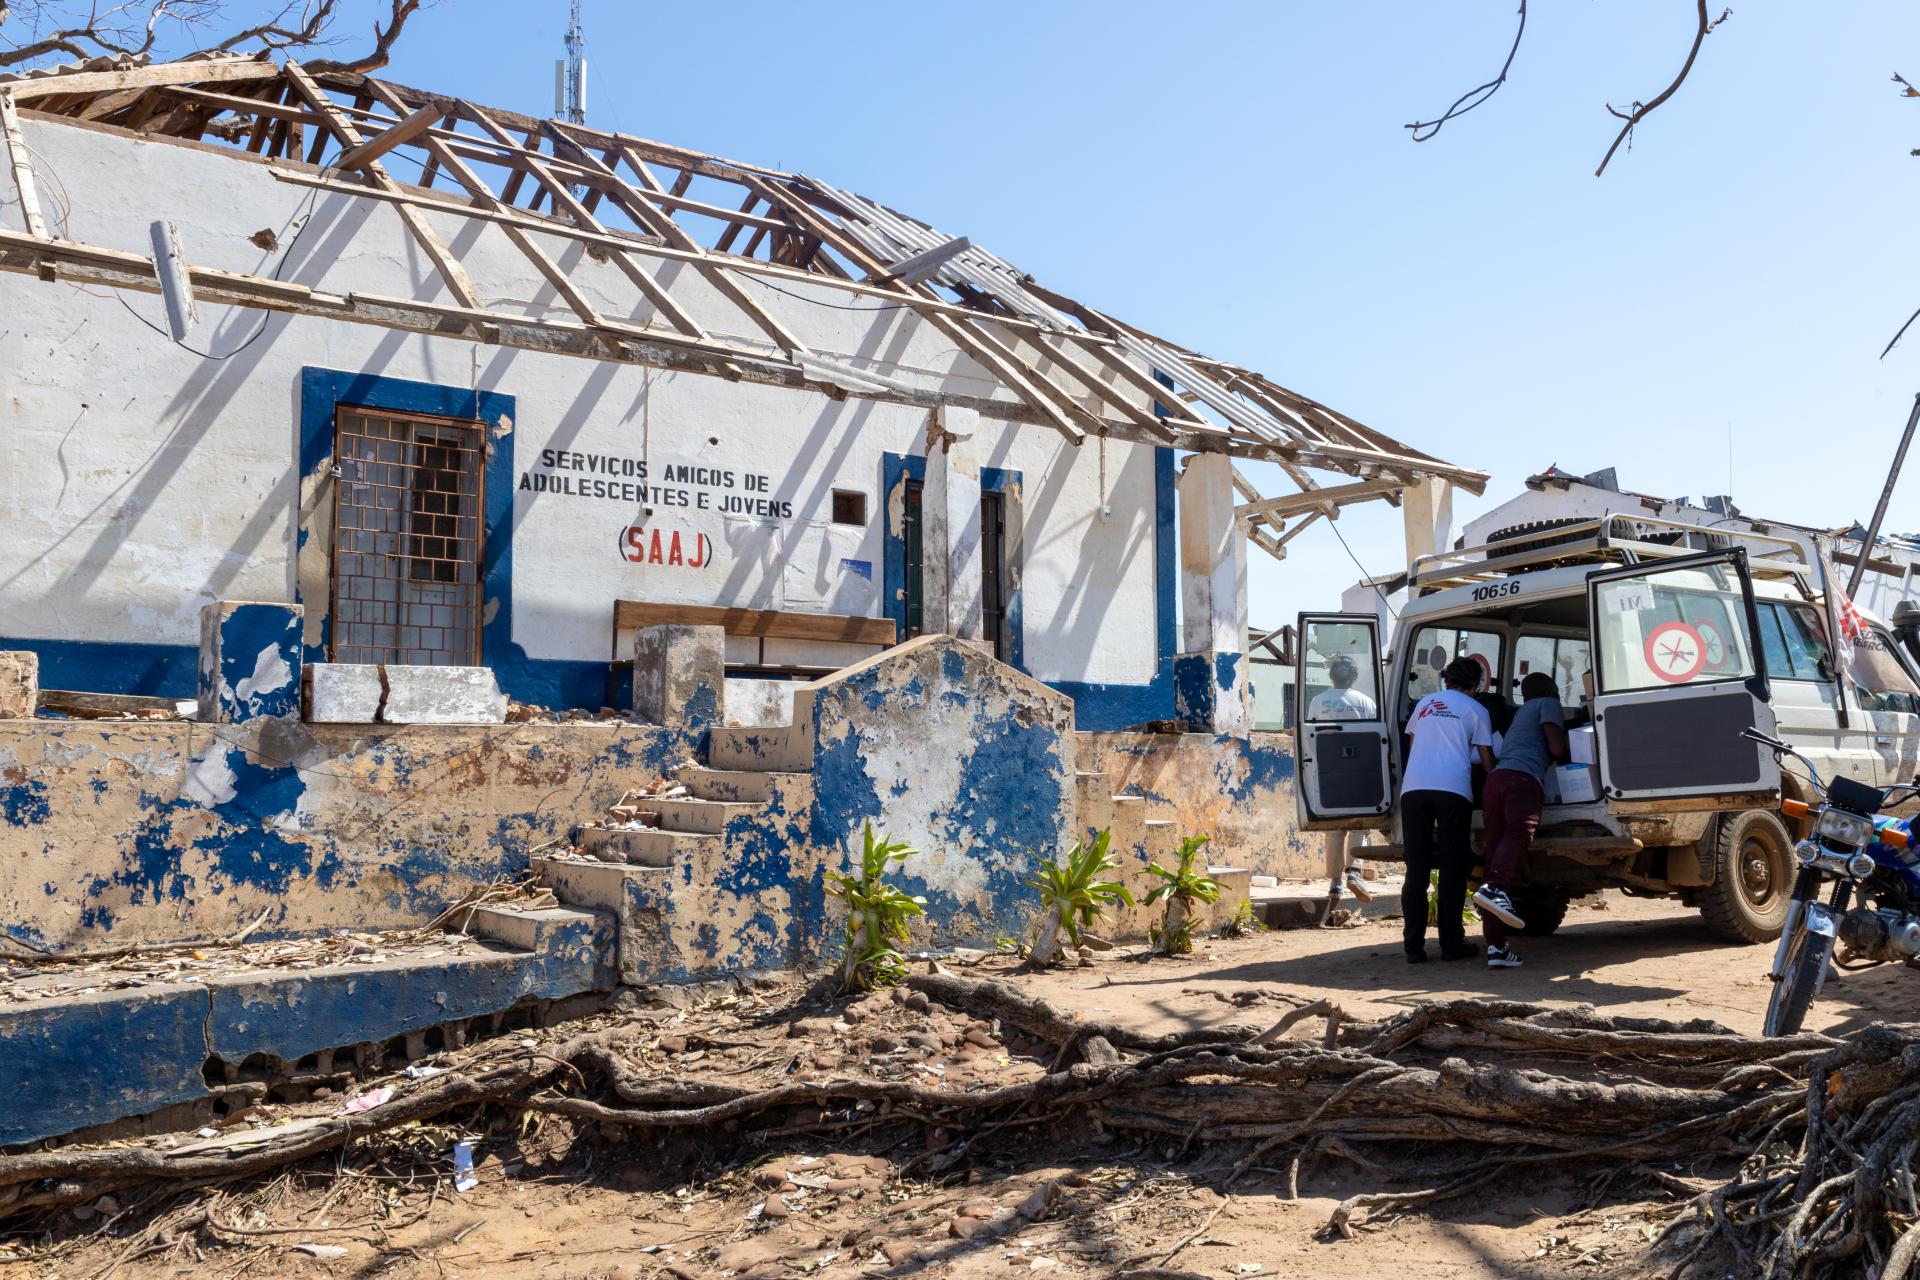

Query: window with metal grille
[329,408,484,666]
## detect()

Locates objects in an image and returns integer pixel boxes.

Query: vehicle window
[1300,619,1382,723]
[1854,627,1920,714]
[1757,601,1831,681]
[1593,562,1758,693]
[1402,625,1503,712]
[1514,634,1590,709]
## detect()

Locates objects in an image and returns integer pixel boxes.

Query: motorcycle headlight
[1795,839,1824,867]
[1849,851,1879,880]
[1817,808,1874,849]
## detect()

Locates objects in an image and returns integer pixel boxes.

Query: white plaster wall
[0,113,1165,686]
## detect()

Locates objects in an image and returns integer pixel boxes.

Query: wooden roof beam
[335,101,442,170]
[1236,477,1406,522]
[281,62,488,321]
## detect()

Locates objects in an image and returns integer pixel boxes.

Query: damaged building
[0,54,1483,1142]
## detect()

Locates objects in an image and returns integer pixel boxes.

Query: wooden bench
[611,601,897,682]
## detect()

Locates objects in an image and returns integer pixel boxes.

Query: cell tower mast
[557,0,586,125]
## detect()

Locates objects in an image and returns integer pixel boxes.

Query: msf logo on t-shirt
[1414,700,1458,723]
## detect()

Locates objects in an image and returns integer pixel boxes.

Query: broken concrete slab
[307,662,383,723]
[0,650,37,719]
[576,826,681,867]
[632,624,723,729]
[0,911,615,1147]
[197,601,302,724]
[379,665,506,724]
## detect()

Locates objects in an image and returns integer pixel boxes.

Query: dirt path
[1023,892,1920,1040]
[21,893,1916,1280]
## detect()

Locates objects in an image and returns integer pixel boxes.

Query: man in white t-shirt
[1308,656,1377,721]
[1401,658,1495,964]
[1308,657,1382,908]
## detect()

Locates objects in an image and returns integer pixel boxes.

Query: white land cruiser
[1294,515,1920,944]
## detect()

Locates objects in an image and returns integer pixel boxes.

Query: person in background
[1308,655,1376,721]
[1309,656,1382,907]
[1400,658,1495,963]
[1406,644,1449,701]
[1472,672,1570,968]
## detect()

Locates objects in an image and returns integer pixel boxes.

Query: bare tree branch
[0,1,427,73]
[305,0,420,74]
[1405,1,1526,142]
[1593,2,1731,176]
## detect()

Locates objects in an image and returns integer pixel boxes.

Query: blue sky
[225,2,1920,622]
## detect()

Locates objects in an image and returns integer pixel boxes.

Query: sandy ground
[16,893,1914,1280]
[1024,891,1920,1041]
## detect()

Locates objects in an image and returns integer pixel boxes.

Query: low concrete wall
[0,719,683,952]
[1076,730,1315,880]
[804,636,1076,952]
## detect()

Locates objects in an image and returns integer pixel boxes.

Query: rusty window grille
[328,407,485,666]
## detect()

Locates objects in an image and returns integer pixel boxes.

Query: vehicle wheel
[1697,812,1794,943]
[1510,888,1573,936]
[1763,927,1832,1037]
[1483,518,1587,557]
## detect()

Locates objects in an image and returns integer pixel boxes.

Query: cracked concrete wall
[1077,731,1314,879]
[0,113,1166,703]
[0,718,683,952]
[803,635,1075,951]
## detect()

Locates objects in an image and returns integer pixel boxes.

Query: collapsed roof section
[0,54,1486,548]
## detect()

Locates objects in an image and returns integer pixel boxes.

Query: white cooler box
[1545,763,1599,805]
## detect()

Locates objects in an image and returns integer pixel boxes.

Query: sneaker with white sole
[1343,868,1376,903]
[1472,886,1526,930]
[1487,945,1523,968]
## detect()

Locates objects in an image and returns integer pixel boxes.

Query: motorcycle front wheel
[1764,925,1834,1037]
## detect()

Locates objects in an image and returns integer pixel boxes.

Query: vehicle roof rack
[1408,513,1812,592]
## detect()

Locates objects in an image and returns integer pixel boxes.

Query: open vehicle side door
[1587,549,1782,805]
[1294,613,1393,830]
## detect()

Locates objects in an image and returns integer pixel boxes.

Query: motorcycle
[1741,727,1920,1035]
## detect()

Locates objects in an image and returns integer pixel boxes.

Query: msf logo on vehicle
[619,523,714,570]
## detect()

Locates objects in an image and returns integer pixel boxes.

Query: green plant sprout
[824,822,925,991]
[1028,828,1134,965]
[1144,833,1222,955]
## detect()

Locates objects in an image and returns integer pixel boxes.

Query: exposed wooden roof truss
[0,55,1487,555]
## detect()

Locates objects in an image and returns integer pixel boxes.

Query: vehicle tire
[1697,811,1794,943]
[1511,888,1573,936]
[1483,519,1587,557]
[1763,926,1832,1037]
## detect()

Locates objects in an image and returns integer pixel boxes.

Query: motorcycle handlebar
[1740,726,1828,796]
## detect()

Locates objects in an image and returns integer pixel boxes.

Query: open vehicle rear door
[1587,549,1782,805]
[1295,613,1393,829]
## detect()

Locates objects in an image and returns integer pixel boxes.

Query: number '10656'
[1471,581,1520,602]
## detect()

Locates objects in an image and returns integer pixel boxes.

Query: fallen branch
[0,968,1892,1264]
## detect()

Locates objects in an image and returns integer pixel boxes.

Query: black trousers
[1402,788,1472,958]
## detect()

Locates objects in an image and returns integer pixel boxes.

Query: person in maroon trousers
[1471,672,1570,968]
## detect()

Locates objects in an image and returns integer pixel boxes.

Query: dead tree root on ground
[0,970,1903,1273]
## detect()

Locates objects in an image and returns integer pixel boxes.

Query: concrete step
[681,767,807,804]
[1103,794,1147,855]
[1074,771,1112,815]
[535,853,673,909]
[649,797,761,835]
[1207,866,1253,926]
[576,826,688,867]
[459,904,606,954]
[708,725,810,772]
[0,918,614,1148]
[1142,818,1178,862]
[1249,874,1407,928]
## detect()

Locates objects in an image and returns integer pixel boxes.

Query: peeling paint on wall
[0,720,683,951]
[1077,731,1312,879]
